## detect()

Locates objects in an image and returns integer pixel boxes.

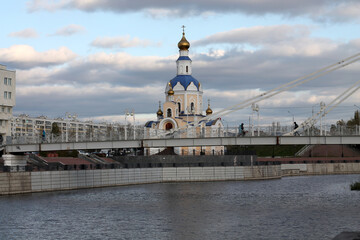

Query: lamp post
[354,104,360,135]
[288,110,295,134]
[252,104,259,136]
[320,102,326,136]
[125,110,129,140]
[132,110,135,140]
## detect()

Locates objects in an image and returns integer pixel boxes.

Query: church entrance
[165,122,173,130]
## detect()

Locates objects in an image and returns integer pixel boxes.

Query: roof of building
[145,121,159,128]
[100,157,116,163]
[177,56,191,61]
[43,157,92,165]
[170,75,200,90]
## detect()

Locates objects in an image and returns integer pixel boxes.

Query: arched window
[177,102,181,113]
[167,108,172,117]
[190,102,195,113]
[186,66,188,73]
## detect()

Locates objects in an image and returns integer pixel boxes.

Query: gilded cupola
[167,82,174,96]
[178,29,190,51]
[156,101,163,116]
[206,99,213,115]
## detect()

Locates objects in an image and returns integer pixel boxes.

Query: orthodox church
[144,29,224,156]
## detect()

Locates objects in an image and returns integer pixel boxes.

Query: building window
[7,108,10,113]
[2,107,4,112]
[186,66,188,73]
[190,102,195,113]
[4,78,7,85]
[8,78,11,86]
[8,92,11,99]
[4,91,7,99]
[167,108,172,118]
[177,102,181,113]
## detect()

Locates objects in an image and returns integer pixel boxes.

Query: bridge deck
[5,136,360,153]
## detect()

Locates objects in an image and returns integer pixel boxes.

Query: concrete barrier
[2,162,359,195]
[0,165,281,195]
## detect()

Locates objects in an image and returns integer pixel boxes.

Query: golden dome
[206,99,213,115]
[178,32,190,50]
[157,108,163,116]
[168,87,174,96]
[156,101,163,116]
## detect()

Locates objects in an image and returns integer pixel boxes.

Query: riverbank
[2,162,360,195]
[0,165,281,195]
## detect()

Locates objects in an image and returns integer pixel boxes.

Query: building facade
[144,30,224,155]
[10,114,137,144]
[0,64,16,143]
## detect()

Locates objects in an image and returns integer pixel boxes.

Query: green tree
[51,123,61,136]
[346,110,360,127]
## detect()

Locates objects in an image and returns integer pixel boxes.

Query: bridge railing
[7,124,360,145]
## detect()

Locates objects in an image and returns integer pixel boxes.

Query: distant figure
[42,130,46,142]
[238,123,245,136]
[294,122,300,136]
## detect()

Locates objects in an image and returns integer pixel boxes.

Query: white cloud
[195,25,338,57]
[195,25,310,46]
[8,28,39,38]
[0,45,77,69]
[91,35,159,49]
[50,24,86,36]
[26,0,360,22]
[27,0,71,12]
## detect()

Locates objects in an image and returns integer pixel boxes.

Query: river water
[0,174,359,240]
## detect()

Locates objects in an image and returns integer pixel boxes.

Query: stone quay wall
[0,165,281,195]
[281,162,360,176]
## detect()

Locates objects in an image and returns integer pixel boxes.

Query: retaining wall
[0,165,281,195]
[281,162,360,176]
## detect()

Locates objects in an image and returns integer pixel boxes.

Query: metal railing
[7,124,360,145]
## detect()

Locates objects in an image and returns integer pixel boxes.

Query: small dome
[157,108,163,116]
[206,99,213,115]
[168,87,174,96]
[178,32,190,50]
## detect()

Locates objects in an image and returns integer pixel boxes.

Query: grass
[350,182,360,191]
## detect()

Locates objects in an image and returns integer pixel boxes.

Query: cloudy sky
[2,0,360,127]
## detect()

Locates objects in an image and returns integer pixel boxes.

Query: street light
[320,102,326,136]
[125,110,135,140]
[252,103,259,136]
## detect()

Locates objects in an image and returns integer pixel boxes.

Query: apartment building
[0,64,15,143]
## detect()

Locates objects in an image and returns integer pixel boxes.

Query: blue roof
[206,120,216,126]
[170,75,200,90]
[177,56,192,61]
[145,121,158,128]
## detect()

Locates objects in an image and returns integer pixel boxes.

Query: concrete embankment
[0,165,281,195]
[281,162,360,176]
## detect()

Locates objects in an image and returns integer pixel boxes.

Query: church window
[186,66,188,73]
[190,102,195,113]
[177,102,181,113]
[167,108,172,117]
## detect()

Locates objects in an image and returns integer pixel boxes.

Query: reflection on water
[0,175,360,240]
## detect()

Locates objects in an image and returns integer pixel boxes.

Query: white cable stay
[180,52,360,129]
[285,78,360,136]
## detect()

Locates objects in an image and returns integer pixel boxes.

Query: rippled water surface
[0,175,360,240]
